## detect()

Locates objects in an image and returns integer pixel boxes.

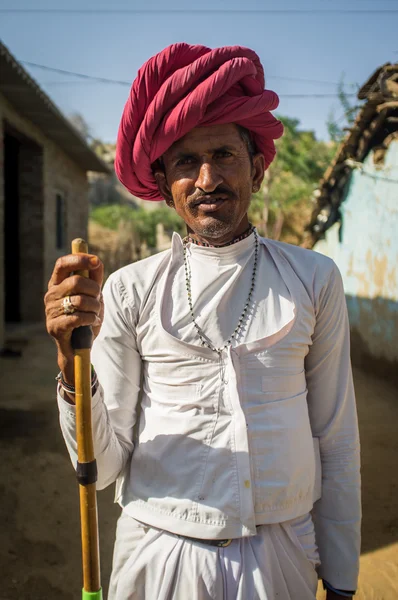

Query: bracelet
[56,365,98,394]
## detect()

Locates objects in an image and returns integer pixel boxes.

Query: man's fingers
[46,274,101,302]
[45,254,104,356]
[88,258,104,286]
[47,311,102,338]
[46,295,101,320]
[48,254,102,287]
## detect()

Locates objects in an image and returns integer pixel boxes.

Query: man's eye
[216,151,233,158]
[176,157,195,166]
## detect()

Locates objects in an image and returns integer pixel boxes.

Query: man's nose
[195,162,223,193]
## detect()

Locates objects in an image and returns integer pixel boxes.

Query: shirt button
[223,378,228,385]
[244,480,251,489]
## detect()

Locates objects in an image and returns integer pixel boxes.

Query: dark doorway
[3,123,44,330]
[4,133,21,323]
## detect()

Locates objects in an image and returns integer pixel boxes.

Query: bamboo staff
[71,238,102,600]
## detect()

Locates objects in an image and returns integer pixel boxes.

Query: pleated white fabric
[108,511,320,600]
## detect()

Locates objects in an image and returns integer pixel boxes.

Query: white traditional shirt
[58,232,361,591]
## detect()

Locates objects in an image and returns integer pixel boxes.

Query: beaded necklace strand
[184,224,255,248]
[182,228,259,354]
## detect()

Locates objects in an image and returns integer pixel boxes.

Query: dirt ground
[0,331,397,600]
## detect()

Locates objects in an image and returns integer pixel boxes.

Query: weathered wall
[314,140,398,376]
[0,92,88,348]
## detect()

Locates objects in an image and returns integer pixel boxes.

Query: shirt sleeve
[305,260,361,591]
[57,273,142,491]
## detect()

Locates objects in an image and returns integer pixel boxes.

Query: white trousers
[108,511,320,600]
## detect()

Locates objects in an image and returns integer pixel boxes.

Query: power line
[21,60,130,86]
[280,94,357,98]
[37,81,357,97]
[1,8,398,13]
[22,60,356,92]
[269,75,338,86]
[34,80,103,85]
[268,75,358,88]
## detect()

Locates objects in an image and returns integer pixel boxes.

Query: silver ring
[62,296,76,315]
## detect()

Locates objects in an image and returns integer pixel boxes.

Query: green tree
[249,116,335,244]
[90,204,185,249]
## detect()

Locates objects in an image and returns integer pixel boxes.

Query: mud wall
[314,140,398,380]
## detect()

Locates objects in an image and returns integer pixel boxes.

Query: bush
[90,204,185,249]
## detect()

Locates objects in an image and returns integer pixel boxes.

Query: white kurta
[58,232,361,598]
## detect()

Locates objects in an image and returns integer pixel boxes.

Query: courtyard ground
[0,331,397,599]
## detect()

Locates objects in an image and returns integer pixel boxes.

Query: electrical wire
[280,94,357,98]
[267,75,355,87]
[20,60,358,97]
[1,8,398,13]
[21,61,130,85]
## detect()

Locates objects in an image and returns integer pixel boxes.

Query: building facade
[307,64,398,379]
[0,42,109,350]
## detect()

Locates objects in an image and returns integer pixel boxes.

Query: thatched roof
[305,63,398,248]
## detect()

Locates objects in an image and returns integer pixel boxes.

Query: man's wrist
[57,352,75,386]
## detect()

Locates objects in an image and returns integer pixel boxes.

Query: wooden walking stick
[71,238,102,600]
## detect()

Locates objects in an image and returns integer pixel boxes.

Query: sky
[1,0,397,143]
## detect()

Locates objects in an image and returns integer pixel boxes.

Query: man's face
[155,124,265,244]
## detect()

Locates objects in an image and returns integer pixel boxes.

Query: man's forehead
[166,124,243,156]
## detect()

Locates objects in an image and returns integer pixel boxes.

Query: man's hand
[44,253,104,385]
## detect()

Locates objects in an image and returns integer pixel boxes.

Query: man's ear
[251,152,266,192]
[154,169,174,208]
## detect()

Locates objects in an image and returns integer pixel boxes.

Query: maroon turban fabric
[115,43,284,201]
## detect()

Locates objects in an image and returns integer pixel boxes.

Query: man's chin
[192,216,235,240]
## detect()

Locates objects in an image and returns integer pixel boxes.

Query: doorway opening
[3,122,44,334]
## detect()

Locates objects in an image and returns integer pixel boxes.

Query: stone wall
[0,92,89,348]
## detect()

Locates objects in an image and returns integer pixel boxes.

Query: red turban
[115,43,283,201]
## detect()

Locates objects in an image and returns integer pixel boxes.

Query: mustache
[188,187,234,208]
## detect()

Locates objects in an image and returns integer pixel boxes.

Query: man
[45,43,361,599]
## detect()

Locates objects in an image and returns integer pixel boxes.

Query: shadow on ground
[0,333,120,600]
[0,332,397,599]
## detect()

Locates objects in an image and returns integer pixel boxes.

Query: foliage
[249,116,336,244]
[326,74,361,143]
[273,117,334,182]
[150,206,186,240]
[90,204,137,230]
[90,204,185,249]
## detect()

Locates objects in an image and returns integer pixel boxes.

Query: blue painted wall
[314,140,398,366]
